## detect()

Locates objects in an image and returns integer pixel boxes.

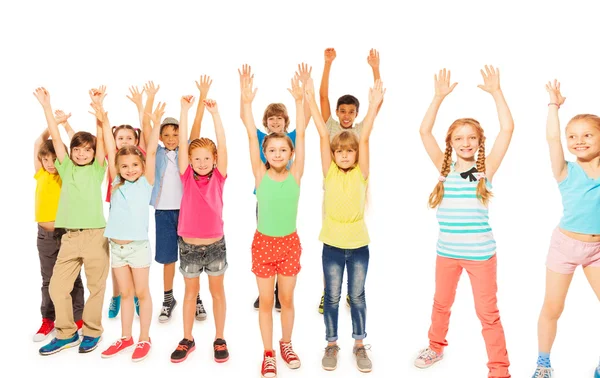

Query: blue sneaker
[108,296,121,318]
[532,366,553,378]
[135,296,140,316]
[79,335,102,353]
[594,361,600,378]
[39,333,80,355]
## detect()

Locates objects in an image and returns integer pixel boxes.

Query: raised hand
[287,74,303,101]
[295,63,312,85]
[203,99,218,113]
[241,76,257,104]
[324,48,336,63]
[54,109,72,124]
[304,77,316,101]
[367,48,380,69]
[238,64,253,89]
[546,79,566,106]
[144,81,160,97]
[195,75,213,96]
[88,102,107,124]
[33,87,51,107]
[181,95,195,111]
[477,65,501,94]
[434,68,458,98]
[126,85,144,107]
[147,102,166,127]
[89,85,107,105]
[369,79,386,106]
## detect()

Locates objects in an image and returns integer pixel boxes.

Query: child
[169,95,229,364]
[316,48,383,313]
[141,77,211,323]
[106,85,147,319]
[306,77,384,373]
[34,86,109,355]
[414,67,514,378]
[238,64,312,312]
[241,72,306,378]
[94,100,163,362]
[531,80,600,378]
[33,111,85,342]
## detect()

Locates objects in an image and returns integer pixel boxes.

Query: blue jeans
[322,243,369,342]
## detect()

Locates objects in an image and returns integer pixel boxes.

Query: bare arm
[89,86,107,166]
[238,65,253,120]
[305,78,332,177]
[142,81,160,148]
[126,85,146,150]
[296,63,313,128]
[477,66,514,180]
[33,88,67,163]
[545,79,568,181]
[420,69,457,172]
[144,102,166,186]
[33,128,50,173]
[358,80,385,180]
[288,76,305,183]
[205,100,227,176]
[54,110,75,139]
[191,75,212,140]
[178,95,195,175]
[93,104,116,178]
[367,48,384,114]
[239,73,264,179]
[319,48,336,122]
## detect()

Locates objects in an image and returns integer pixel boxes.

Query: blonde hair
[567,114,600,131]
[262,132,294,169]
[112,146,145,193]
[330,131,359,170]
[428,118,492,208]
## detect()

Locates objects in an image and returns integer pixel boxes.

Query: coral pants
[428,255,510,378]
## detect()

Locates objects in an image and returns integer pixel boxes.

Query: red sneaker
[75,319,83,334]
[101,337,134,358]
[279,340,301,369]
[261,350,277,378]
[131,339,151,362]
[33,318,54,342]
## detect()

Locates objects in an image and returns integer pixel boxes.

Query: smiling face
[160,125,179,150]
[116,154,144,182]
[264,135,294,170]
[189,147,216,176]
[262,104,290,134]
[71,144,95,165]
[335,104,358,129]
[566,119,600,160]
[114,127,139,150]
[266,115,286,134]
[450,124,480,160]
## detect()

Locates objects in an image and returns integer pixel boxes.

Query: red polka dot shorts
[251,230,302,278]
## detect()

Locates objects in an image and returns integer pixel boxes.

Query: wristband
[548,103,560,109]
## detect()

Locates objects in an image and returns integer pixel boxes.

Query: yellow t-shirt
[34,168,62,222]
[319,162,369,249]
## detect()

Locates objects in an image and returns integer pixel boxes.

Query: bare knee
[121,287,135,300]
[135,288,151,301]
[278,292,294,309]
[541,300,565,320]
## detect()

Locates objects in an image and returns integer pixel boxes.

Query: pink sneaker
[101,337,134,358]
[279,340,301,369]
[33,318,55,342]
[132,339,151,362]
[414,347,444,368]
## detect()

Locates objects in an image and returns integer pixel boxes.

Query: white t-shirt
[155,150,183,210]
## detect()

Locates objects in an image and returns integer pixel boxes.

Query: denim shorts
[110,240,152,268]
[179,237,228,278]
[155,209,179,264]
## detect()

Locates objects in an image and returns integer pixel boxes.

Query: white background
[2,0,599,377]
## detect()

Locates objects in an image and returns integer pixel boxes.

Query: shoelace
[197,302,206,313]
[109,299,117,312]
[354,345,371,359]
[136,341,150,349]
[263,356,276,372]
[161,305,170,314]
[281,342,298,361]
[215,343,227,351]
[176,343,190,351]
[324,345,340,357]
[111,339,124,348]
[418,348,439,362]
[534,366,553,378]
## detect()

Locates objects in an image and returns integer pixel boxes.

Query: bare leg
[256,276,276,351]
[164,262,176,292]
[132,267,151,341]
[537,268,574,353]
[113,266,134,338]
[277,274,297,342]
[208,274,226,340]
[183,277,199,340]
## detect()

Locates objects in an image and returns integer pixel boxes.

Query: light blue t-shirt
[105,176,153,240]
[558,161,600,234]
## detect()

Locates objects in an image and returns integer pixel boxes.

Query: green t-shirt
[54,157,106,229]
[256,172,299,237]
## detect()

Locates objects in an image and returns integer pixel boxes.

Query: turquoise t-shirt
[105,176,153,240]
[558,161,600,234]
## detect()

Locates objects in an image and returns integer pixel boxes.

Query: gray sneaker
[353,344,372,373]
[322,344,340,371]
[195,300,207,321]
[532,366,553,378]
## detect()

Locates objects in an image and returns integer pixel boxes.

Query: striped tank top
[435,164,496,261]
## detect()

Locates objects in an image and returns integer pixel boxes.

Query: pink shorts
[251,230,302,278]
[546,227,600,274]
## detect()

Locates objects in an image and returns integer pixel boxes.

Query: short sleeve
[34,168,44,180]
[93,159,107,182]
[180,164,193,184]
[213,167,227,183]
[54,156,73,177]
[325,116,338,135]
[354,120,365,135]
[139,175,153,192]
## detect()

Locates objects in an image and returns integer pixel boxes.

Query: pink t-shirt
[177,165,226,238]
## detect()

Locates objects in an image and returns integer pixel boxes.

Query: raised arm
[288,75,306,183]
[319,48,336,122]
[367,49,384,115]
[239,72,263,179]
[33,128,50,173]
[238,64,253,120]
[305,78,332,177]
[204,99,228,176]
[191,75,212,140]
[296,63,313,128]
[126,85,146,150]
[477,65,515,180]
[419,69,458,172]
[54,109,75,139]
[545,79,567,182]
[33,87,67,163]
[144,102,166,186]
[141,81,160,147]
[89,86,107,166]
[91,103,116,178]
[178,95,195,175]
[358,80,385,180]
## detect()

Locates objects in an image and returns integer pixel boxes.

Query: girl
[306,77,384,373]
[241,73,306,378]
[238,64,312,313]
[531,80,600,378]
[106,86,147,320]
[414,67,514,378]
[34,86,109,356]
[169,95,229,364]
[33,112,85,342]
[94,100,163,362]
